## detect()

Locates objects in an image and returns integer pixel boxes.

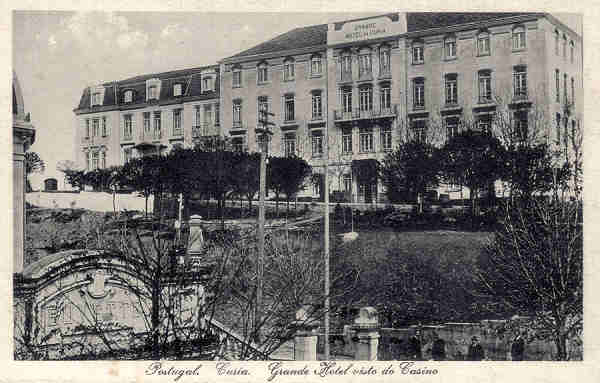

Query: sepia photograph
[11,9,584,368]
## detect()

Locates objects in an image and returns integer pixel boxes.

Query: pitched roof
[226,23,328,60]
[225,12,541,61]
[406,12,539,32]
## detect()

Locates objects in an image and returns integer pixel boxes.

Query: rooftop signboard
[327,13,407,46]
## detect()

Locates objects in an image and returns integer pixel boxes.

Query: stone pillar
[187,215,204,263]
[293,306,319,361]
[352,306,380,361]
[13,71,35,274]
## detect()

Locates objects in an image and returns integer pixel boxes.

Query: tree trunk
[555,333,568,361]
[151,264,161,359]
[145,195,149,217]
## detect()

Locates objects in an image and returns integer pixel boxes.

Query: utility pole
[255,108,274,342]
[324,121,330,359]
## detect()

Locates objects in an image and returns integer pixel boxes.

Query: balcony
[153,130,162,140]
[338,70,353,83]
[334,104,398,122]
[510,90,531,109]
[192,123,219,138]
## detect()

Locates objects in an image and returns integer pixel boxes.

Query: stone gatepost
[352,306,380,361]
[187,215,205,263]
[293,306,319,361]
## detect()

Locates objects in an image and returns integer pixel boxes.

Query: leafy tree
[231,151,261,212]
[120,156,164,216]
[380,140,440,210]
[440,130,505,216]
[267,156,312,215]
[25,151,45,191]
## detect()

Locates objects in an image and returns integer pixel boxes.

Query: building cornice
[74,94,220,115]
[221,45,327,65]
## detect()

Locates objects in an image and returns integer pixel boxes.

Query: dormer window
[92,92,102,106]
[202,77,212,92]
[148,85,158,100]
[173,83,182,97]
[124,90,133,103]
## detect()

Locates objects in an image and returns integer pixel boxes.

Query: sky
[13,11,582,189]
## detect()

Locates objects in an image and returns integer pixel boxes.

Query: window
[571,77,575,105]
[232,137,245,152]
[379,46,390,74]
[342,127,353,154]
[513,26,526,50]
[283,59,295,81]
[257,62,268,83]
[445,74,458,105]
[100,151,106,169]
[562,35,567,59]
[258,97,269,124]
[380,125,392,151]
[446,117,459,139]
[124,90,133,103]
[202,77,213,92]
[478,70,492,103]
[312,92,323,120]
[215,103,220,126]
[153,111,161,139]
[477,114,493,134]
[359,86,373,111]
[311,55,322,76]
[233,101,242,126]
[411,119,427,142]
[148,85,158,100]
[92,92,102,106]
[173,108,182,136]
[123,148,132,164]
[380,84,391,110]
[477,32,490,55]
[358,52,372,77]
[556,69,560,102]
[343,174,352,193]
[563,73,568,103]
[513,66,527,99]
[173,83,182,97]
[204,105,212,128]
[555,30,560,55]
[514,111,528,140]
[412,42,424,64]
[413,78,425,109]
[91,151,99,170]
[92,118,99,137]
[232,67,242,87]
[85,119,90,138]
[444,36,457,59]
[101,116,107,136]
[556,113,561,144]
[570,41,575,63]
[312,130,323,157]
[257,133,269,153]
[284,94,295,122]
[143,112,151,135]
[342,87,352,113]
[123,115,132,140]
[283,132,296,157]
[359,127,374,152]
[86,152,91,171]
[341,53,352,77]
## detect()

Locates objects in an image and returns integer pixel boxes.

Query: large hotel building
[74,12,582,202]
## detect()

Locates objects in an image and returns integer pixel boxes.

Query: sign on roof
[328,13,407,45]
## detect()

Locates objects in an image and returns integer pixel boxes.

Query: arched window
[310,54,322,76]
[444,35,457,59]
[412,40,424,64]
[232,65,242,87]
[512,26,526,50]
[257,61,269,84]
[283,57,295,81]
[477,31,490,56]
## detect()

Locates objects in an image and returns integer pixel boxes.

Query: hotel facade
[74,12,582,202]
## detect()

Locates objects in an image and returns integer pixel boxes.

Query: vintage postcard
[3,1,597,382]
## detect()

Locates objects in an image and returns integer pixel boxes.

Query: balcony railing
[153,130,162,140]
[334,104,398,121]
[231,121,243,130]
[513,90,528,101]
[193,124,219,138]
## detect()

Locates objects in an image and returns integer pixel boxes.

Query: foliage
[439,130,505,215]
[25,151,45,175]
[231,151,261,211]
[380,141,440,204]
[267,155,312,215]
[477,197,582,360]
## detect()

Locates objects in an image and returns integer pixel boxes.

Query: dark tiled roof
[406,12,538,32]
[75,65,219,112]
[226,23,328,60]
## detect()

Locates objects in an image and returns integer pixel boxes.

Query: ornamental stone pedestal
[187,215,205,263]
[352,306,380,361]
[293,305,319,360]
[13,71,35,274]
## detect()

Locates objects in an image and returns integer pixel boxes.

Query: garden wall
[26,191,152,213]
